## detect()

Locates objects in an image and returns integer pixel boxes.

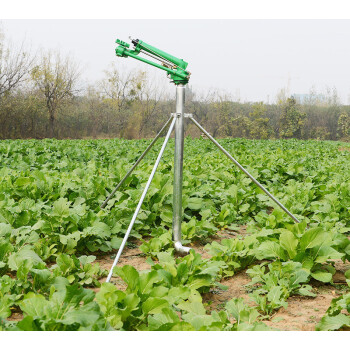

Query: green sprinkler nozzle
[115,38,190,85]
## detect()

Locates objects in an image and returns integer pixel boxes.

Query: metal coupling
[174,241,191,254]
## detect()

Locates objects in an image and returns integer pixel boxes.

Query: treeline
[1,29,350,141]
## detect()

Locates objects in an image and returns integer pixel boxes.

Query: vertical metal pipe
[106,116,177,283]
[173,85,191,253]
[189,117,300,224]
[101,116,173,209]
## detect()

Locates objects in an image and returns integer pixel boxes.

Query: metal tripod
[103,84,299,283]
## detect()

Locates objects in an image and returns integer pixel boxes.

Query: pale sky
[2,19,350,103]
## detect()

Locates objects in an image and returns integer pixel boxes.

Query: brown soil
[94,243,152,291]
[7,312,23,322]
[202,270,349,331]
[264,285,340,331]
[202,259,350,331]
[203,270,253,309]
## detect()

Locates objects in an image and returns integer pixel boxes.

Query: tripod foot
[174,241,191,254]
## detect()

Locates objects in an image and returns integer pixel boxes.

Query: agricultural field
[0,137,350,331]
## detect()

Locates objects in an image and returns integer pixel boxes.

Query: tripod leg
[106,116,177,283]
[101,116,173,209]
[189,117,300,224]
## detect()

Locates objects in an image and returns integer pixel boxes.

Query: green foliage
[205,238,255,277]
[279,97,307,138]
[15,281,110,331]
[338,111,350,140]
[94,259,269,331]
[150,251,226,293]
[249,102,272,139]
[251,223,348,281]
[139,230,174,258]
[0,137,350,331]
[246,261,315,315]
[52,254,107,287]
[316,281,350,331]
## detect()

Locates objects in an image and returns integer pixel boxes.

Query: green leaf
[300,228,328,250]
[55,253,78,274]
[115,265,140,292]
[0,296,13,319]
[52,198,70,217]
[225,298,259,324]
[239,203,250,213]
[315,246,344,262]
[279,230,298,259]
[147,307,180,330]
[0,223,12,237]
[60,302,102,329]
[19,293,47,317]
[267,286,284,304]
[160,210,173,224]
[311,270,333,283]
[142,297,169,315]
[16,211,31,226]
[14,316,41,331]
[290,269,310,288]
[14,177,31,187]
[177,301,206,315]
[8,246,44,271]
[187,198,203,210]
[316,314,350,331]
[298,285,316,297]
[138,270,161,295]
[120,293,140,320]
[78,255,96,265]
[111,236,123,249]
[255,241,284,260]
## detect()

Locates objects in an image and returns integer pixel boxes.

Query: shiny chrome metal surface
[101,116,173,209]
[106,116,177,282]
[189,116,300,224]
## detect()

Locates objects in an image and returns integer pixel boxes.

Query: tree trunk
[49,112,55,138]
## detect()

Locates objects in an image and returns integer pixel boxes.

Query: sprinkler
[115,38,190,85]
[102,38,300,283]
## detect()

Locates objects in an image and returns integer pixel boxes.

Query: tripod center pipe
[173,84,191,254]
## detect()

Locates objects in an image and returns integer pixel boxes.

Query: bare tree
[129,71,164,138]
[31,51,81,137]
[99,63,137,135]
[0,29,35,98]
[100,63,135,111]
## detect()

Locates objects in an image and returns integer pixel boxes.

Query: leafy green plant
[316,277,350,331]
[139,231,174,258]
[205,238,255,277]
[225,297,271,330]
[150,251,226,293]
[1,137,350,331]
[246,261,315,315]
[252,223,348,282]
[13,279,110,331]
[52,253,107,287]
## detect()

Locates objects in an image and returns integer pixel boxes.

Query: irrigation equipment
[102,38,300,283]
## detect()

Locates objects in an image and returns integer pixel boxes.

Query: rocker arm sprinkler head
[115,38,191,85]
